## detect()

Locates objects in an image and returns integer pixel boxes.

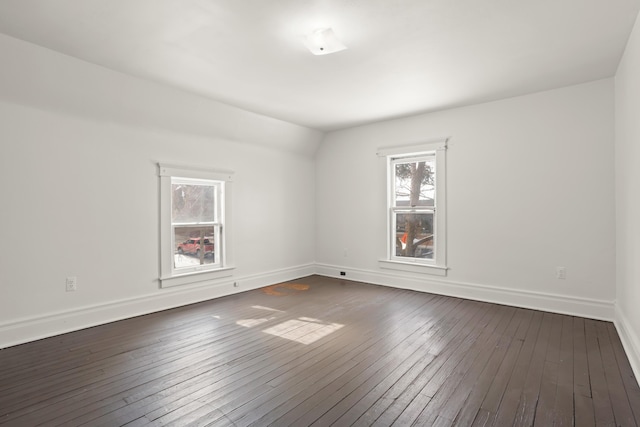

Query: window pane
[394,212,434,259]
[174,226,216,268]
[394,158,435,207]
[171,183,215,223]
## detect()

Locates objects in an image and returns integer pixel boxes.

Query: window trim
[158,164,234,288]
[377,138,448,276]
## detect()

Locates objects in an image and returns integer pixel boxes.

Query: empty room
[1,1,640,426]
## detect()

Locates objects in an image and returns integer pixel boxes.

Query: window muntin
[390,154,437,263]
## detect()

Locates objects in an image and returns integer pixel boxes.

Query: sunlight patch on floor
[262,318,343,345]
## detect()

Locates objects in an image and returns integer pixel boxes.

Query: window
[159,164,234,288]
[378,139,448,276]
[172,178,221,270]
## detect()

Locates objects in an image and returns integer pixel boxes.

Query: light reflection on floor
[262,318,343,345]
[251,305,284,312]
[235,306,344,345]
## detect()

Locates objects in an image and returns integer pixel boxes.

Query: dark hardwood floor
[1,275,639,426]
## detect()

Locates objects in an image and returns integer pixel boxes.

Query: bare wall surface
[615,12,640,381]
[0,34,319,346]
[316,80,616,317]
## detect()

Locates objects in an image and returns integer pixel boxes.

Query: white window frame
[377,139,448,276]
[159,164,234,288]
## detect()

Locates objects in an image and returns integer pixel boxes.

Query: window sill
[160,266,235,289]
[378,259,448,276]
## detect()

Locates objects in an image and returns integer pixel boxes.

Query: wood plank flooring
[1,275,639,426]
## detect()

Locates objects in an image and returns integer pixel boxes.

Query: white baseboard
[314,263,615,321]
[614,307,640,384]
[0,263,315,349]
[0,262,618,351]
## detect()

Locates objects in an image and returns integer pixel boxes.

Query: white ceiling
[0,0,638,131]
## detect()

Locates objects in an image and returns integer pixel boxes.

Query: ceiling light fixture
[302,28,347,55]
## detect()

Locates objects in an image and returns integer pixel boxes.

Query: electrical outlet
[556,267,566,280]
[233,281,239,287]
[340,271,346,276]
[66,276,77,292]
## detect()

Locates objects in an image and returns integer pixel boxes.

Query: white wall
[615,13,640,380]
[0,34,322,348]
[316,79,616,319]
